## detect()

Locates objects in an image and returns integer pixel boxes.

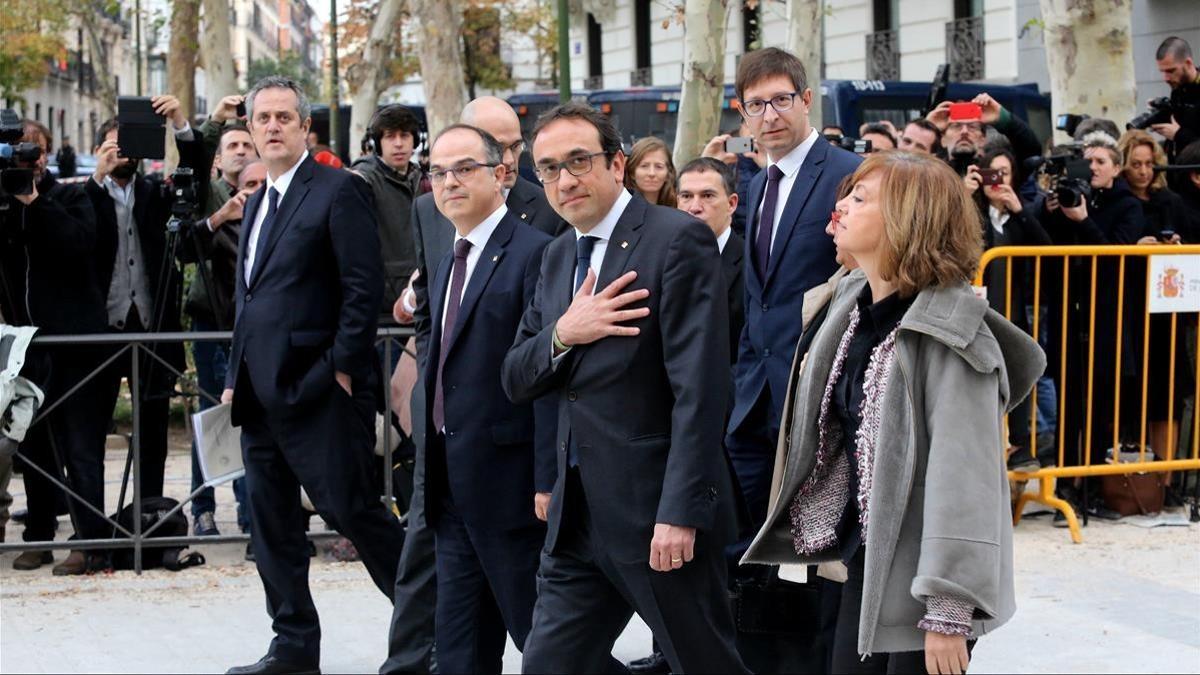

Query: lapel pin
[620,241,629,249]
[521,213,528,220]
[492,255,499,262]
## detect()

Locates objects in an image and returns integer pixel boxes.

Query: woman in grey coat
[742,151,1045,674]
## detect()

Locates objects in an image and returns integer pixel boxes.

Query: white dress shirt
[987,204,1009,234]
[245,150,309,285]
[716,226,732,254]
[441,203,508,333]
[757,128,819,252]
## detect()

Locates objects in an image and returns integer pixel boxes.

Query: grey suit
[381,175,565,674]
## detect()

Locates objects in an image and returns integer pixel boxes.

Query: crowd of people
[1,35,1199,675]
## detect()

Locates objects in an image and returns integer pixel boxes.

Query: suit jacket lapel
[764,140,828,286]
[250,156,314,288]
[745,171,767,297]
[426,250,452,382]
[506,178,538,225]
[445,215,514,357]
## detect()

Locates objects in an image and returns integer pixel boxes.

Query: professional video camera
[0,109,42,200]
[1026,146,1092,208]
[836,136,873,155]
[165,167,201,232]
[1128,96,1199,131]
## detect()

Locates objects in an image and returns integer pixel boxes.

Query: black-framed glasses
[535,151,609,184]
[429,160,498,185]
[740,91,802,117]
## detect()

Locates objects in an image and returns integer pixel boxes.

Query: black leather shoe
[226,655,320,674]
[628,650,670,674]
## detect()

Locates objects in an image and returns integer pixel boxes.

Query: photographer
[0,118,109,574]
[927,93,1042,173]
[700,121,766,235]
[85,95,209,515]
[1149,37,1200,156]
[1040,133,1146,521]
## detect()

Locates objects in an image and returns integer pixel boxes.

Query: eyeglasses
[429,160,497,185]
[535,151,609,184]
[948,121,984,134]
[740,92,802,117]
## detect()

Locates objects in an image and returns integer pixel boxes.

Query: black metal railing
[631,67,653,87]
[945,16,984,81]
[0,326,415,573]
[584,75,603,90]
[865,29,900,81]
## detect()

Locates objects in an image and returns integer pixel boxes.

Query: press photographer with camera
[85,94,209,516]
[0,116,111,574]
[927,93,1042,175]
[1139,37,1200,156]
[1038,133,1147,522]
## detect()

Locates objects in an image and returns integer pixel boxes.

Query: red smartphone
[948,102,983,122]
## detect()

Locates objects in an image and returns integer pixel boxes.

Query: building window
[35,103,41,121]
[634,0,650,70]
[873,0,898,31]
[48,106,55,137]
[587,13,602,82]
[742,2,760,52]
[954,0,983,19]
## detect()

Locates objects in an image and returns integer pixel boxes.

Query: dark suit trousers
[521,471,748,675]
[724,389,779,539]
[381,386,437,675]
[433,484,542,674]
[241,382,404,665]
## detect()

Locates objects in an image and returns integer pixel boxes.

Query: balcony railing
[631,66,652,87]
[945,16,984,81]
[584,74,603,90]
[865,29,899,81]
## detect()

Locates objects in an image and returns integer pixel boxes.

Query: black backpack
[110,496,206,571]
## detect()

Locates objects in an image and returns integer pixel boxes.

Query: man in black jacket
[84,96,209,543]
[1,119,108,574]
[1150,37,1200,158]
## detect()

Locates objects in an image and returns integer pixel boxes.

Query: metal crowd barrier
[0,326,415,573]
[978,245,1200,542]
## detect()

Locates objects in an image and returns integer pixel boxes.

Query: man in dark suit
[726,48,861,537]
[382,95,563,675]
[416,123,554,674]
[502,102,747,675]
[628,156,748,675]
[221,76,405,675]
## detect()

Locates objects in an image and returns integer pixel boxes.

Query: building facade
[564,0,1200,109]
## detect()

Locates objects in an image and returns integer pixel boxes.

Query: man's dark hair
[1157,36,1193,62]
[1175,139,1200,168]
[677,157,736,196]
[860,122,897,148]
[904,117,942,143]
[1072,117,1121,142]
[94,117,118,150]
[530,101,623,160]
[430,123,505,167]
[735,47,808,104]
[21,119,51,153]
[218,122,251,145]
[369,104,422,150]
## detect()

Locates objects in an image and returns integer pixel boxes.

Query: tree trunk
[673,0,732,167]
[1039,0,1136,144]
[168,0,200,115]
[413,0,467,138]
[201,0,238,102]
[78,10,118,119]
[350,0,405,161]
[786,0,822,129]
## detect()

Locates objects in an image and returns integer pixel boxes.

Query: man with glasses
[404,123,553,674]
[926,93,1041,175]
[383,95,562,675]
[503,101,746,674]
[724,48,861,599]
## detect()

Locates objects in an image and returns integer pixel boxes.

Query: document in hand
[192,402,244,485]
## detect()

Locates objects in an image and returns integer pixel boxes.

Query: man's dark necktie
[250,186,280,281]
[754,165,784,280]
[433,238,472,432]
[566,235,597,468]
[575,235,597,292]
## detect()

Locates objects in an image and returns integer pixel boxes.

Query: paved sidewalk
[2,447,1198,673]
